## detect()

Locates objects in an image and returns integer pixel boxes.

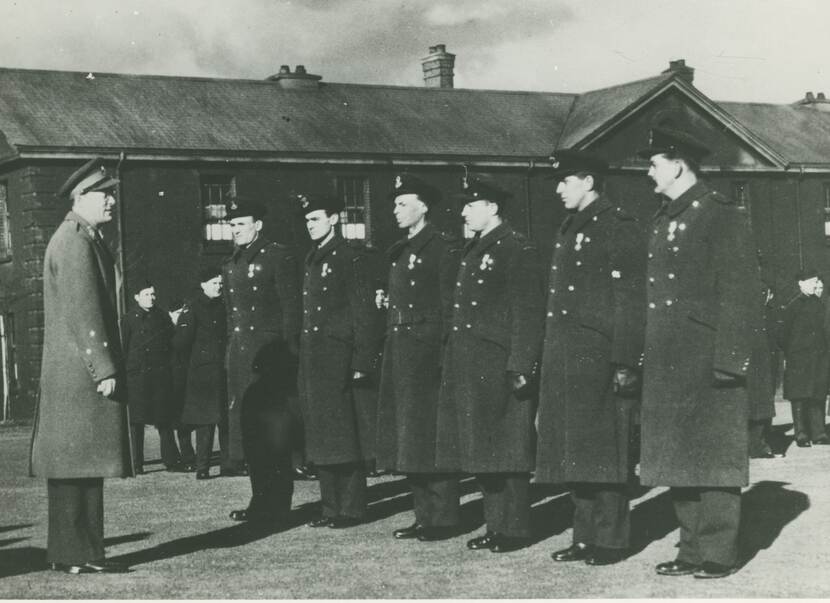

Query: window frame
[334,175,371,244]
[200,174,236,245]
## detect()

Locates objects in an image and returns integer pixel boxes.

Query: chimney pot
[279,65,290,74]
[662,58,694,84]
[421,44,455,89]
[818,92,826,101]
[295,65,306,74]
[807,91,815,101]
[266,65,322,88]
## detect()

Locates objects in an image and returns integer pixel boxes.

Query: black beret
[57,157,119,198]
[546,149,608,179]
[226,196,266,220]
[637,126,710,163]
[797,267,821,282]
[452,175,511,204]
[297,193,344,216]
[389,174,441,207]
[130,278,155,296]
[198,265,221,283]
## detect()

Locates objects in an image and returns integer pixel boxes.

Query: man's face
[556,174,593,211]
[200,276,223,299]
[229,216,262,246]
[461,199,497,233]
[305,209,337,242]
[74,190,116,227]
[393,193,428,230]
[647,154,680,195]
[134,287,156,310]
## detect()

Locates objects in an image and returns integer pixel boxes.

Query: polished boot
[791,401,811,447]
[694,561,737,579]
[393,522,422,539]
[416,526,457,542]
[585,546,628,566]
[489,534,529,553]
[552,543,592,562]
[466,531,496,550]
[655,559,700,576]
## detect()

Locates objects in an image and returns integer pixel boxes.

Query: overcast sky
[0,0,826,104]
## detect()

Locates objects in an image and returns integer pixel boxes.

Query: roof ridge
[576,72,673,97]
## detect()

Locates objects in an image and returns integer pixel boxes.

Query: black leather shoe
[195,470,210,480]
[393,522,423,539]
[694,562,736,579]
[50,560,129,574]
[655,559,700,576]
[229,509,250,521]
[585,546,627,566]
[329,516,363,529]
[489,534,529,553]
[293,465,318,480]
[220,467,249,477]
[182,463,197,472]
[466,531,496,550]
[812,435,830,445]
[416,526,457,542]
[307,516,334,528]
[552,543,591,562]
[796,433,812,447]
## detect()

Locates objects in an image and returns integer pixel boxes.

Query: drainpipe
[794,165,805,271]
[115,152,127,318]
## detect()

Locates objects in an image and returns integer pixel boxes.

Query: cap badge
[299,195,309,209]
[230,200,238,210]
[394,176,403,189]
[461,176,469,190]
[549,155,560,169]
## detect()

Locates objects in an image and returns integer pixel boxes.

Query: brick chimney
[793,91,830,111]
[266,64,322,89]
[662,59,694,84]
[421,44,455,88]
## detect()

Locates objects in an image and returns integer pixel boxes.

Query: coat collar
[306,232,346,266]
[387,223,436,260]
[467,221,512,256]
[562,195,613,235]
[232,233,271,264]
[64,210,100,241]
[657,181,709,220]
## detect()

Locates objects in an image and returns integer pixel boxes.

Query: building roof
[0,67,575,161]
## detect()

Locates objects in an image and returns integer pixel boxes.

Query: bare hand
[97,378,116,398]
[613,367,640,397]
[510,373,528,391]
[169,309,183,325]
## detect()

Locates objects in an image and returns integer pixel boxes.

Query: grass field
[1,405,829,599]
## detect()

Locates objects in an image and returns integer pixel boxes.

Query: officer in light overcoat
[376,175,463,541]
[223,198,302,523]
[29,157,131,574]
[535,150,647,566]
[299,194,386,528]
[637,127,765,579]
[435,176,545,553]
[172,266,229,478]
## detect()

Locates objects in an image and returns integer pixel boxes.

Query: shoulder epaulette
[710,191,735,206]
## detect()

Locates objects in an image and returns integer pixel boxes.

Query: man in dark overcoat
[535,150,647,566]
[376,175,463,541]
[435,176,545,553]
[223,198,302,523]
[122,281,183,473]
[172,266,229,479]
[637,127,765,579]
[299,194,385,528]
[29,157,131,574]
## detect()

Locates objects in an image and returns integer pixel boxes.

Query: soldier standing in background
[30,157,130,574]
[535,150,647,566]
[172,266,230,479]
[299,194,385,529]
[122,281,184,474]
[223,198,302,524]
[435,176,545,554]
[376,175,462,542]
[637,127,765,579]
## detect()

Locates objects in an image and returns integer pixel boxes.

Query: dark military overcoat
[30,211,132,479]
[640,183,764,488]
[121,306,175,426]
[376,224,462,473]
[298,234,385,465]
[535,197,647,484]
[173,292,227,425]
[435,222,545,473]
[780,295,830,401]
[222,235,302,461]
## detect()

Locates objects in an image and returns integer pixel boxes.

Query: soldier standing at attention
[30,157,130,574]
[376,175,462,542]
[299,194,385,529]
[223,198,302,524]
[535,150,647,566]
[637,127,765,579]
[435,176,545,553]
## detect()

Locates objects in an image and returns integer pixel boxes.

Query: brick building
[1,47,830,420]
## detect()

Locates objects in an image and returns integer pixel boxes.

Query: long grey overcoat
[376,224,462,473]
[298,235,386,466]
[639,183,764,488]
[30,211,132,479]
[781,294,830,401]
[535,197,647,484]
[435,222,545,473]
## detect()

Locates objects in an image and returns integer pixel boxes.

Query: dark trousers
[318,462,367,519]
[476,473,530,538]
[130,423,181,469]
[47,478,104,565]
[571,482,630,549]
[792,398,827,442]
[218,419,241,471]
[177,427,196,465]
[671,486,741,567]
[191,425,216,472]
[409,473,460,528]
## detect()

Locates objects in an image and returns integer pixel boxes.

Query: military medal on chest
[479,253,495,271]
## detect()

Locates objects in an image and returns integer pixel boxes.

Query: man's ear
[254,219,264,232]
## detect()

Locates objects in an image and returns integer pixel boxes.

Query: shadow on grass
[0,537,29,548]
[739,480,808,567]
[365,476,480,523]
[0,524,33,535]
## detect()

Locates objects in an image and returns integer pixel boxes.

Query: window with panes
[335,176,370,242]
[201,175,236,242]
